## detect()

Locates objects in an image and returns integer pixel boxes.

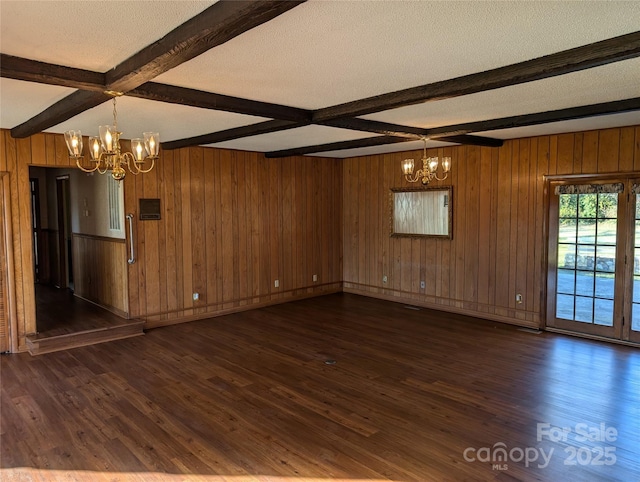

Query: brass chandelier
[64,92,159,181]
[402,138,451,185]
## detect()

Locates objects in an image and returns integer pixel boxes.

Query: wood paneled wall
[0,193,7,352]
[0,173,14,352]
[343,126,640,328]
[123,146,343,326]
[2,125,639,350]
[72,234,128,316]
[0,129,343,350]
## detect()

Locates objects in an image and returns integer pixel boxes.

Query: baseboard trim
[343,285,540,329]
[73,293,129,319]
[144,284,343,329]
[544,327,640,348]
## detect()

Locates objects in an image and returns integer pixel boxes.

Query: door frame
[1,172,19,353]
[544,172,640,345]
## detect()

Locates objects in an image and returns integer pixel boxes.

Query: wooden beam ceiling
[127,82,311,123]
[11,91,113,139]
[435,135,504,148]
[264,134,504,158]
[265,98,640,157]
[319,118,428,138]
[425,97,640,137]
[264,136,410,158]
[159,30,640,152]
[9,0,307,138]
[3,55,504,148]
[2,1,638,155]
[104,1,307,93]
[0,54,105,92]
[312,31,640,122]
[161,119,307,150]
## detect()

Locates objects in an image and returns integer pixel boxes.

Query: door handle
[126,213,135,264]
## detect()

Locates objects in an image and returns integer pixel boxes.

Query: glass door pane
[554,192,618,335]
[631,197,640,341]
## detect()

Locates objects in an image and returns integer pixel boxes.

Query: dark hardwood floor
[33,284,133,338]
[1,293,639,481]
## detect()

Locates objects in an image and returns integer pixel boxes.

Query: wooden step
[26,320,145,355]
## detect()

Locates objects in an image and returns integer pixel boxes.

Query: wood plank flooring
[33,284,133,338]
[26,284,144,354]
[1,293,639,481]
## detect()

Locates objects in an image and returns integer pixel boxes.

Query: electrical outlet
[383,275,388,284]
[313,274,318,282]
[516,293,523,304]
[420,280,426,289]
[274,279,279,288]
[193,292,199,301]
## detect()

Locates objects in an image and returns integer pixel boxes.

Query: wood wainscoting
[123,146,344,327]
[72,233,129,317]
[2,126,640,351]
[343,126,640,329]
[0,208,7,352]
[0,129,344,350]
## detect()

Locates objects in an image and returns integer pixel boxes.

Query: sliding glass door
[547,178,640,344]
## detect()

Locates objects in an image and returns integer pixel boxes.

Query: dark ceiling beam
[426,97,640,137]
[160,101,504,149]
[0,54,500,147]
[319,118,503,146]
[10,0,306,138]
[164,31,640,150]
[313,31,640,122]
[162,119,305,150]
[265,136,409,158]
[0,54,105,91]
[264,97,640,157]
[437,135,503,147]
[319,117,428,138]
[265,134,502,158]
[127,82,311,123]
[158,102,425,149]
[11,91,111,139]
[106,1,306,92]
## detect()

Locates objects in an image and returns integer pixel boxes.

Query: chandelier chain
[112,97,118,131]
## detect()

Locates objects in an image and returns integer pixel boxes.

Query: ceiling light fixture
[64,92,159,181]
[402,138,451,185]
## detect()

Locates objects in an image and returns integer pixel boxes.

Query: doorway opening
[28,166,133,344]
[56,175,73,290]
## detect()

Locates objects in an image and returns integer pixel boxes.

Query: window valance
[554,183,624,195]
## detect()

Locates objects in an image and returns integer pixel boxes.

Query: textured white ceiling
[0,1,217,71]
[363,59,640,128]
[0,0,639,158]
[51,95,269,143]
[155,0,640,108]
[208,124,376,153]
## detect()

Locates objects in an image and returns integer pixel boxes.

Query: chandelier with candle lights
[64,92,159,181]
[402,138,451,185]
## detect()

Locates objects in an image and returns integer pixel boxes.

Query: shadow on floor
[34,284,135,339]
